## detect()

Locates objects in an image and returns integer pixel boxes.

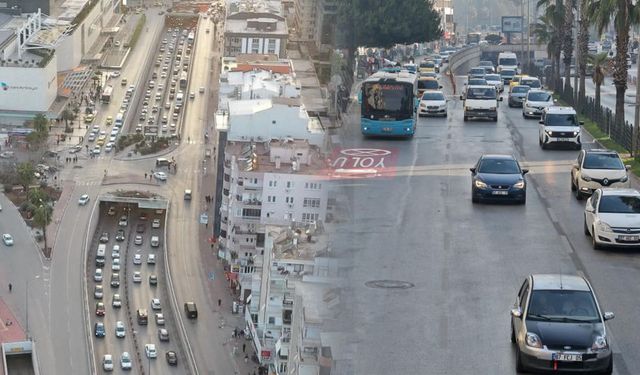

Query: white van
[114,112,124,128]
[497,52,519,74]
[151,236,160,248]
[461,85,503,122]
[96,244,106,266]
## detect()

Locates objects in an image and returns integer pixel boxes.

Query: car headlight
[621,174,629,182]
[513,180,525,189]
[474,179,488,189]
[420,103,426,107]
[581,174,592,181]
[525,332,543,348]
[592,335,608,351]
[573,131,579,136]
[597,221,613,233]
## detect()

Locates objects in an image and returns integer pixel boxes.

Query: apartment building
[434,0,454,41]
[219,139,328,295]
[245,224,340,374]
[224,0,288,58]
[291,0,337,48]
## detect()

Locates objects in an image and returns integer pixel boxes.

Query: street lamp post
[573,0,580,104]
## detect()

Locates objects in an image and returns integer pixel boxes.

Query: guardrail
[448,45,481,74]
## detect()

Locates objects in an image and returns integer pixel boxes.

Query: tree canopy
[337,0,442,50]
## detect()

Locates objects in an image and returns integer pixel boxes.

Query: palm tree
[33,204,52,255]
[577,0,590,111]
[61,108,74,129]
[561,0,577,96]
[533,5,564,90]
[587,52,609,110]
[587,0,640,130]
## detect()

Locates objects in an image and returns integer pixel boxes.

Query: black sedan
[511,274,614,374]
[470,154,528,204]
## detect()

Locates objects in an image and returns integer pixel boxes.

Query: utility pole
[633,42,640,156]
[573,0,580,103]
[521,0,525,68]
[527,0,531,70]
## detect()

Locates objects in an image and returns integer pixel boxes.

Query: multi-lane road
[337,64,640,374]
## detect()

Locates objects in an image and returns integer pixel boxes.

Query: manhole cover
[365,280,414,289]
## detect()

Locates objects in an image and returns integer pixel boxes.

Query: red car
[95,302,105,316]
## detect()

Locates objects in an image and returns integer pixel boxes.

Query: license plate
[492,190,509,195]
[557,137,573,141]
[552,353,582,362]
[382,127,392,132]
[619,235,639,241]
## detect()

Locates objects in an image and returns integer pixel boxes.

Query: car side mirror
[522,169,529,175]
[460,95,464,100]
[585,204,595,213]
[469,167,476,174]
[439,85,443,89]
[603,312,615,321]
[499,97,504,101]
[510,307,523,318]
[625,164,631,171]
[579,121,585,125]
[539,120,544,124]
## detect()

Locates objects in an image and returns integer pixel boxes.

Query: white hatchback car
[145,344,158,358]
[571,149,630,199]
[151,298,161,310]
[133,254,142,265]
[147,254,156,264]
[522,90,555,118]
[111,258,121,271]
[78,194,90,205]
[103,354,114,371]
[133,271,142,283]
[585,188,640,249]
[418,90,448,117]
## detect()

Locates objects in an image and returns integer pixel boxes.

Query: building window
[267,38,276,53]
[305,182,321,190]
[286,181,293,188]
[278,363,287,372]
[268,317,276,325]
[303,198,320,208]
[285,197,294,204]
[267,196,276,203]
[251,38,260,53]
[268,180,277,187]
[242,208,261,218]
[301,213,319,223]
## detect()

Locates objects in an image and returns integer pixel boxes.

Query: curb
[46,180,76,258]
[113,141,180,161]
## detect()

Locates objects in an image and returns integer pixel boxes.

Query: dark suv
[511,274,614,374]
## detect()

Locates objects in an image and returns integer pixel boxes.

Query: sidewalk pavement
[44,180,76,258]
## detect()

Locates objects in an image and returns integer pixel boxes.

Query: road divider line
[559,235,573,254]
[546,207,558,224]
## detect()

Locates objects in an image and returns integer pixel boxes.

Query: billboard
[502,16,523,33]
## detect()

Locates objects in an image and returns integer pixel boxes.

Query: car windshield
[512,86,530,94]
[466,87,496,99]
[477,158,520,174]
[418,80,439,90]
[479,61,493,67]
[583,153,624,169]
[485,74,500,81]
[501,70,516,77]
[527,290,600,322]
[420,62,435,68]
[499,57,518,65]
[544,113,578,126]
[598,195,640,213]
[521,79,541,88]
[422,92,445,101]
[470,68,485,75]
[528,92,551,101]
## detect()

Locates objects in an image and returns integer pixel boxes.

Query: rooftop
[224,16,287,35]
[269,222,327,261]
[226,138,326,174]
[219,68,300,109]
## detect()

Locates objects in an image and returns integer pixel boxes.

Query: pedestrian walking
[218,298,221,307]
[242,343,246,353]
[8,283,12,292]
[244,354,249,363]
[145,173,148,179]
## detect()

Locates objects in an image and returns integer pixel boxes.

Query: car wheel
[540,141,547,149]
[443,112,448,118]
[472,196,479,204]
[518,196,526,205]
[575,186,583,200]
[584,217,590,236]
[575,143,582,150]
[510,324,516,343]
[463,116,468,121]
[522,112,526,118]
[571,176,576,191]
[515,346,526,373]
[592,227,602,250]
[492,116,498,122]
[601,357,613,375]
[508,102,513,108]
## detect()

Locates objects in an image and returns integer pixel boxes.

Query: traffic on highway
[338,50,640,374]
[87,201,185,374]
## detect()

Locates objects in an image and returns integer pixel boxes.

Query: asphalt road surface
[336,67,640,374]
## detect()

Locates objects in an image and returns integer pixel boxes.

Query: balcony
[242,199,262,206]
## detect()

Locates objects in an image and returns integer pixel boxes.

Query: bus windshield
[362,82,414,120]
[499,57,518,66]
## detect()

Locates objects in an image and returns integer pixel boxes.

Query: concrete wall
[0,56,58,112]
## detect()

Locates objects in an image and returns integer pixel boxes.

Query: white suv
[538,106,583,149]
[571,149,630,199]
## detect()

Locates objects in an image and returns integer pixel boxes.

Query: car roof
[531,274,591,291]
[584,148,617,154]
[480,154,516,160]
[599,188,640,196]
[422,90,444,96]
[544,106,576,114]
[467,85,494,89]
